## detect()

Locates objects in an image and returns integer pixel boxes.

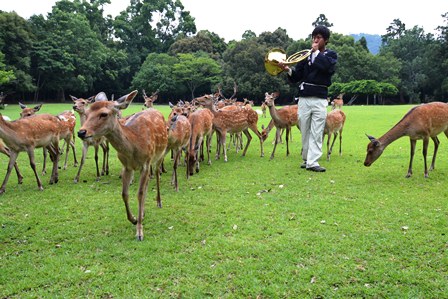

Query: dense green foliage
[1,103,447,297]
[0,1,447,104]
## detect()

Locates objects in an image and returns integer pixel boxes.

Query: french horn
[264,48,312,76]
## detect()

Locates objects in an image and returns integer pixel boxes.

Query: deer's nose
[77,130,87,139]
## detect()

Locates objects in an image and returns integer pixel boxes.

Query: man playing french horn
[278,25,337,172]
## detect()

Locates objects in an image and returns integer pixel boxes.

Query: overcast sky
[2,0,447,41]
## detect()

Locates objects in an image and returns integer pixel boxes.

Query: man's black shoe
[306,166,326,172]
[300,162,307,169]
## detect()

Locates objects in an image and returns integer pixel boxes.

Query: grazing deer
[71,95,110,183]
[262,92,300,160]
[165,110,191,191]
[0,113,60,194]
[142,89,159,108]
[323,109,346,161]
[331,94,344,110]
[194,94,264,162]
[364,102,448,178]
[187,107,214,177]
[78,90,168,241]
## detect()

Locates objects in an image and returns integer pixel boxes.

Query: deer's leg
[429,136,439,171]
[94,145,101,181]
[329,133,339,161]
[172,149,181,191]
[339,131,343,156]
[270,128,281,160]
[14,161,23,184]
[48,143,60,185]
[406,139,417,178]
[241,129,252,157]
[154,160,163,208]
[27,149,44,191]
[74,142,88,183]
[0,151,20,194]
[121,168,136,225]
[206,134,212,165]
[41,147,47,176]
[63,138,70,170]
[285,127,291,157]
[70,139,78,167]
[136,165,151,241]
[196,136,204,172]
[422,137,429,178]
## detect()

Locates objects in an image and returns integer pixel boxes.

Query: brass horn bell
[264,48,312,76]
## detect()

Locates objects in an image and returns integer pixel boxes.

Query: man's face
[312,34,326,50]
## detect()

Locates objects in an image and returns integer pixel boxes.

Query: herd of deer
[1,89,448,240]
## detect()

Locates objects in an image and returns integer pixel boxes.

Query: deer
[187,107,214,177]
[261,101,267,118]
[71,95,110,183]
[331,94,344,110]
[364,102,448,178]
[262,92,300,160]
[19,103,78,172]
[323,109,346,161]
[77,90,168,241]
[165,107,191,191]
[142,89,159,108]
[0,113,61,194]
[194,94,264,162]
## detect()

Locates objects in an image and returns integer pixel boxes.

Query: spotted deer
[142,89,159,108]
[0,113,60,194]
[324,109,346,161]
[187,107,214,177]
[194,94,264,162]
[71,95,110,183]
[164,106,191,191]
[262,92,300,160]
[78,90,168,241]
[19,103,78,172]
[364,102,448,178]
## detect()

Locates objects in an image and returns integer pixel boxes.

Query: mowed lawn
[1,101,447,298]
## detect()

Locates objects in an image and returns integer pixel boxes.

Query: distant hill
[350,33,382,55]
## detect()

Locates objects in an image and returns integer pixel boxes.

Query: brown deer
[166,112,191,191]
[194,94,264,162]
[261,101,267,118]
[331,94,344,110]
[262,92,300,160]
[19,102,42,118]
[187,107,214,177]
[0,113,60,194]
[77,90,168,241]
[71,95,110,183]
[323,109,346,161]
[142,89,159,108]
[364,102,448,178]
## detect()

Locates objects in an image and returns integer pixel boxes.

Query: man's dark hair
[312,25,330,40]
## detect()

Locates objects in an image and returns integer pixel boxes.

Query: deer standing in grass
[262,92,300,160]
[0,113,60,194]
[331,94,344,110]
[364,102,448,178]
[187,107,214,177]
[142,89,159,108]
[165,106,191,191]
[19,103,78,172]
[78,90,168,241]
[323,109,346,161]
[71,95,110,183]
[194,94,264,162]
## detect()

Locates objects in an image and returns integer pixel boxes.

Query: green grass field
[1,102,447,298]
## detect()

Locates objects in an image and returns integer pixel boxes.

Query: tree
[132,53,185,101]
[0,52,16,86]
[29,8,107,100]
[312,14,334,28]
[0,11,35,95]
[172,52,221,99]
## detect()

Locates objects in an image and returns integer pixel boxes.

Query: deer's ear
[34,104,42,112]
[95,92,108,102]
[115,90,138,110]
[19,102,27,109]
[366,134,380,146]
[69,95,78,103]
